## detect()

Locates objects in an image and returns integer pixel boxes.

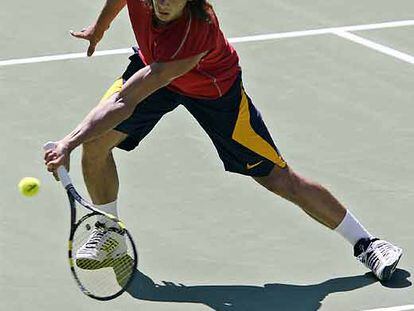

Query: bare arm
[45,52,206,171]
[95,0,127,31]
[70,0,127,56]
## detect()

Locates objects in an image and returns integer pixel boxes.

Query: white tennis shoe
[76,222,127,269]
[354,238,403,281]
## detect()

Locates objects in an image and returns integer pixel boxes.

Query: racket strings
[71,214,136,298]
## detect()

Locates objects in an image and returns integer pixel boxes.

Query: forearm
[62,54,204,151]
[63,65,170,151]
[95,0,127,32]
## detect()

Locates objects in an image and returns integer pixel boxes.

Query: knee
[82,138,112,164]
[259,166,303,201]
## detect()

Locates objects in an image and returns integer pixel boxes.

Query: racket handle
[43,141,73,188]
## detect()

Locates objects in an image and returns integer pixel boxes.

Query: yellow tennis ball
[18,177,41,197]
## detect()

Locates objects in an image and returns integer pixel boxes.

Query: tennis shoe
[76,222,127,269]
[354,238,402,281]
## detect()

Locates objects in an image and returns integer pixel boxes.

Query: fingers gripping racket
[44,142,138,300]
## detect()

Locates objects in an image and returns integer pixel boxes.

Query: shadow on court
[124,269,411,310]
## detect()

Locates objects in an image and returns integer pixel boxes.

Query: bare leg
[82,130,127,205]
[254,165,346,229]
[254,165,403,281]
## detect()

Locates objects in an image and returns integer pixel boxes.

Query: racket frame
[44,142,138,300]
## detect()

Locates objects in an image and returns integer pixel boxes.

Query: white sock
[335,210,373,246]
[94,200,119,218]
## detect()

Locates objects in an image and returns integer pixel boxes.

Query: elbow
[112,93,136,120]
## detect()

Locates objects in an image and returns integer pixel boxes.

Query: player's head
[149,0,212,23]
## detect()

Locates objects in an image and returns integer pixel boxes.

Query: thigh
[253,164,294,194]
[182,75,286,177]
[101,51,180,152]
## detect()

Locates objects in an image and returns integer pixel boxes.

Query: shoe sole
[76,252,128,270]
[76,258,116,270]
[380,252,403,281]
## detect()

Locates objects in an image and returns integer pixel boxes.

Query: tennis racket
[44,142,138,301]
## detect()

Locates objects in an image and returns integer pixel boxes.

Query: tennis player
[44,0,402,280]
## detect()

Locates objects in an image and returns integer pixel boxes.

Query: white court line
[0,48,132,67]
[0,19,413,67]
[228,19,414,43]
[334,30,414,64]
[362,305,414,311]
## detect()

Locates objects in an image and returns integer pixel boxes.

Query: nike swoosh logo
[246,160,264,170]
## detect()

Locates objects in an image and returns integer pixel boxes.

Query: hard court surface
[0,1,413,310]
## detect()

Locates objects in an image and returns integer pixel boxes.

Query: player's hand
[44,140,71,181]
[70,23,106,57]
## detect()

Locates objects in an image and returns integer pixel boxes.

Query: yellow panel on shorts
[232,90,286,168]
[101,78,124,101]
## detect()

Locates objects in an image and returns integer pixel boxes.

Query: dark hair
[145,0,213,22]
[188,0,213,22]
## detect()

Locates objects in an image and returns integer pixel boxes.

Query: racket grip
[43,141,73,188]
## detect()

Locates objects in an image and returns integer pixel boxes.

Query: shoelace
[84,230,108,249]
[358,241,396,273]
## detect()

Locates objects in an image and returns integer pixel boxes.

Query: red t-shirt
[126,0,240,99]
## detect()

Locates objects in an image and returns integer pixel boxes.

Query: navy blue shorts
[103,51,286,177]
